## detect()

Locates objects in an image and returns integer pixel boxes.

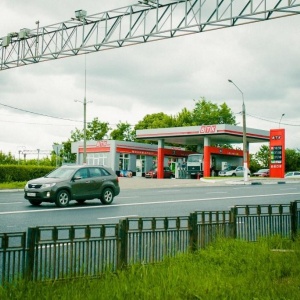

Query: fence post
[189,212,198,252]
[117,219,128,270]
[230,207,237,239]
[291,201,298,241]
[26,227,38,281]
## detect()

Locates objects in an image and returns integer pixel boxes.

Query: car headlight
[41,183,56,188]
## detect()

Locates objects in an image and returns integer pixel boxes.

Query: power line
[0,119,77,127]
[0,101,81,123]
[246,113,300,127]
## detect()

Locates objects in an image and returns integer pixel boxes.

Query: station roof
[136,124,270,145]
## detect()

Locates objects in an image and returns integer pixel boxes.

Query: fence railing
[1,200,299,284]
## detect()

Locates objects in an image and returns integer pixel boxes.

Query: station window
[136,155,145,172]
[87,153,108,166]
[119,153,129,170]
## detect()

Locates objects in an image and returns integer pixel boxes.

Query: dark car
[24,165,120,207]
[145,167,174,179]
[252,168,269,177]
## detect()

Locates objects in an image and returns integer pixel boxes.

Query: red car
[252,169,269,177]
[145,167,174,179]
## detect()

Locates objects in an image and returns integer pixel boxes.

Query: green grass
[0,181,26,190]
[1,237,300,299]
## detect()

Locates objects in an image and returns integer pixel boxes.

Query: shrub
[0,165,55,183]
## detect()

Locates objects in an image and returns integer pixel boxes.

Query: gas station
[136,124,286,179]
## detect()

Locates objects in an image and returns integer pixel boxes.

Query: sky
[0,0,300,159]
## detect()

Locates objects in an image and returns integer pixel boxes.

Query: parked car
[219,166,251,177]
[145,167,174,178]
[24,165,120,207]
[284,171,300,178]
[252,168,269,177]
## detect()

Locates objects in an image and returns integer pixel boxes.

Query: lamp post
[279,113,285,128]
[228,79,248,182]
[75,55,91,164]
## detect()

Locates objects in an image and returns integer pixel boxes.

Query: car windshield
[224,166,235,171]
[257,169,268,173]
[187,155,203,162]
[45,168,75,178]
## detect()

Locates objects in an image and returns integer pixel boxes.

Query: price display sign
[269,129,285,178]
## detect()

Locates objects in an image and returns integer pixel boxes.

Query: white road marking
[206,192,227,194]
[1,191,300,216]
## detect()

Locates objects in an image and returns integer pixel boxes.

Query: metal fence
[1,200,299,284]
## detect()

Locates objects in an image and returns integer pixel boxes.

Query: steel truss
[1,0,300,70]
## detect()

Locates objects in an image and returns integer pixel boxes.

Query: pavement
[1,177,298,193]
[118,176,298,190]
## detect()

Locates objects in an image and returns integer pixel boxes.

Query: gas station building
[136,124,285,179]
[72,124,285,179]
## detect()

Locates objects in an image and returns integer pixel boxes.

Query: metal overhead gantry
[0,0,300,70]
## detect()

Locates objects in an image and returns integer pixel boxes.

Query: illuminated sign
[270,146,282,163]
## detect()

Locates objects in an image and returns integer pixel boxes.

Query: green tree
[71,117,111,141]
[173,108,193,127]
[86,117,111,140]
[61,140,77,164]
[192,97,236,125]
[285,148,300,172]
[254,145,270,168]
[0,151,17,164]
[57,117,111,164]
[110,122,135,141]
[249,153,262,173]
[135,113,174,130]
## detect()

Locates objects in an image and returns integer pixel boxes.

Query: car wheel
[55,190,70,207]
[100,188,114,205]
[232,173,236,176]
[76,199,86,204]
[28,200,42,206]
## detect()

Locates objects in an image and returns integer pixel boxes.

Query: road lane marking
[1,191,300,216]
[206,192,227,194]
[157,189,181,193]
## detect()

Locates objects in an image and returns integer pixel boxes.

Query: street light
[75,55,92,164]
[228,79,248,182]
[279,113,285,128]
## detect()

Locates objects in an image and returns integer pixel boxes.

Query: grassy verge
[0,182,26,190]
[1,237,300,299]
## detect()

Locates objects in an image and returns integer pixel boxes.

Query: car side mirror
[73,176,82,181]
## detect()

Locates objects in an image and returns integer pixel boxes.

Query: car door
[71,168,95,199]
[235,167,244,176]
[87,167,107,197]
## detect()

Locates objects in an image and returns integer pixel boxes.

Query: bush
[0,165,55,183]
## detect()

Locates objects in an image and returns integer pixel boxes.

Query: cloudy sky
[1,0,299,158]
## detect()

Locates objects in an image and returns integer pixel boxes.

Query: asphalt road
[1,177,300,233]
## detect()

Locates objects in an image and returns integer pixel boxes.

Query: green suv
[24,165,120,207]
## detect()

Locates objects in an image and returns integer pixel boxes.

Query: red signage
[200,125,216,134]
[269,129,285,178]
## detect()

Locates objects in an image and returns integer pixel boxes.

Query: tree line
[1,98,299,172]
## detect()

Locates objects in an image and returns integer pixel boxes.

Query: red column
[157,147,164,179]
[203,146,210,177]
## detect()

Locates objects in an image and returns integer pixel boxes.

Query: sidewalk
[118,176,294,190]
[1,177,297,193]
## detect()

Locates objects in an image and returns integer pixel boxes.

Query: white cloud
[0,0,300,158]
